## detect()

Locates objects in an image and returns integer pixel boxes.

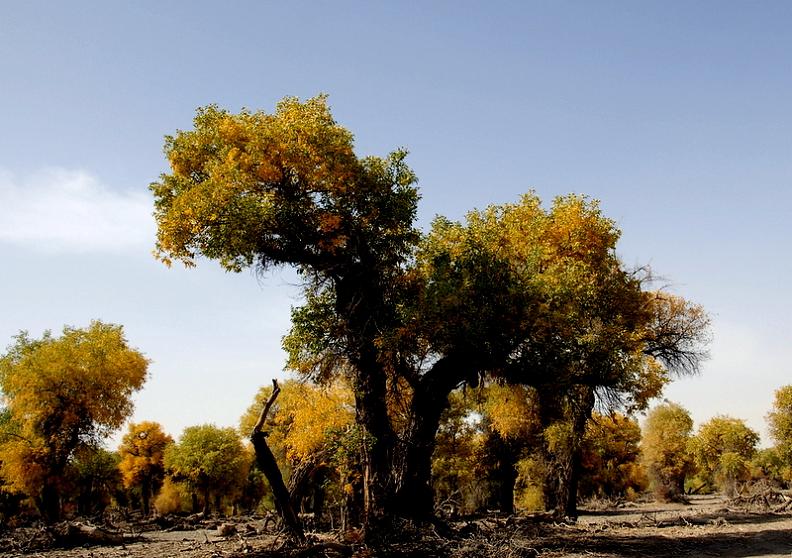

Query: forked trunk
[394,354,477,522]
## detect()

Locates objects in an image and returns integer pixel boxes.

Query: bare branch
[252,379,281,435]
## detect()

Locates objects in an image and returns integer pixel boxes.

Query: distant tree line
[2,330,790,530]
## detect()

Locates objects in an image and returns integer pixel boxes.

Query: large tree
[0,321,148,521]
[404,195,708,518]
[152,96,419,532]
[151,97,708,529]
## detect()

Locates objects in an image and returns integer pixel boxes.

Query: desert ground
[3,495,792,557]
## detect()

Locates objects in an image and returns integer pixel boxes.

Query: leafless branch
[252,379,281,435]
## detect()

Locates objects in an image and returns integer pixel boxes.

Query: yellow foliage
[767,385,792,464]
[118,421,173,489]
[515,457,546,511]
[240,379,354,463]
[482,384,540,440]
[152,96,418,273]
[0,440,47,496]
[641,401,694,500]
[154,477,186,515]
[0,322,148,501]
[580,412,647,498]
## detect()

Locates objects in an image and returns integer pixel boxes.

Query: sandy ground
[2,495,792,557]
[535,494,792,557]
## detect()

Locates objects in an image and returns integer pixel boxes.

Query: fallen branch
[53,521,128,547]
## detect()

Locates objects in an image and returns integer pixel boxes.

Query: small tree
[579,412,646,500]
[767,385,792,467]
[0,321,148,521]
[118,421,173,516]
[689,416,759,497]
[751,447,788,485]
[165,425,249,515]
[641,402,694,501]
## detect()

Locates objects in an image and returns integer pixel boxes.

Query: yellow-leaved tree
[150,96,709,529]
[118,421,173,516]
[579,412,646,500]
[767,385,792,475]
[240,379,355,523]
[641,401,694,501]
[0,321,148,522]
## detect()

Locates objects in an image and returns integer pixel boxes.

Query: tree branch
[0,431,33,445]
[249,378,305,543]
[252,379,281,435]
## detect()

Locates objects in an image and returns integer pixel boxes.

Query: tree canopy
[164,424,249,515]
[151,96,419,274]
[689,415,759,496]
[767,385,792,466]
[118,421,173,515]
[151,95,710,531]
[0,321,148,521]
[641,401,694,501]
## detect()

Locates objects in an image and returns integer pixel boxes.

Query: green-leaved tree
[164,425,249,515]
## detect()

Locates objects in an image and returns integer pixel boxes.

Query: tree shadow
[580,508,789,526]
[538,526,792,557]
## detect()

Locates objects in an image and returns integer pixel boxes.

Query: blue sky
[1,2,790,444]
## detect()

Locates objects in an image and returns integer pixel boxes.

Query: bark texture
[251,380,305,542]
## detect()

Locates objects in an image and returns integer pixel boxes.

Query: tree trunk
[312,468,326,525]
[141,475,151,516]
[77,479,92,516]
[392,413,440,521]
[352,352,397,538]
[40,480,60,523]
[564,386,594,518]
[393,354,476,522]
[288,456,319,513]
[538,385,594,519]
[536,384,563,515]
[499,463,518,516]
[202,486,210,515]
[491,433,520,515]
[251,380,305,542]
[334,270,398,538]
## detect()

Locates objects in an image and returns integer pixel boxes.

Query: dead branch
[250,378,305,543]
[253,378,282,435]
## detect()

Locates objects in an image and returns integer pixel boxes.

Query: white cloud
[0,168,154,252]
